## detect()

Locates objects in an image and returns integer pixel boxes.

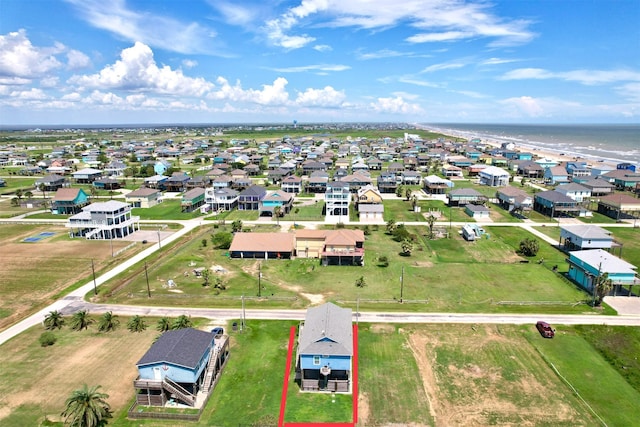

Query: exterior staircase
[163,377,195,406]
[202,345,220,392]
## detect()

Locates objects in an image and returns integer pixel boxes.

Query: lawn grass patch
[132,199,205,220]
[525,326,640,426]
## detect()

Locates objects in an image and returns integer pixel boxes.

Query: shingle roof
[137,328,214,369]
[53,188,83,201]
[299,302,353,356]
[126,187,159,197]
[229,232,294,253]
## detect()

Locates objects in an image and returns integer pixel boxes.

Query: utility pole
[241,294,246,331]
[258,262,262,297]
[144,262,151,298]
[400,265,404,303]
[157,227,162,249]
[91,259,97,295]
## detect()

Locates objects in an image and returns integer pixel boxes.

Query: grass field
[132,199,205,220]
[100,223,595,314]
[0,224,141,331]
[2,321,638,426]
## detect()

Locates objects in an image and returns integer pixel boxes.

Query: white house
[478,166,510,187]
[66,201,140,239]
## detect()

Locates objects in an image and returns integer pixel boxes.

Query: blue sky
[1,0,639,125]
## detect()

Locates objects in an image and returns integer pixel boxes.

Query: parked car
[211,327,224,337]
[536,321,555,338]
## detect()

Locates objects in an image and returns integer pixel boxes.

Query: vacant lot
[0,224,138,331]
[103,225,591,314]
[0,320,158,426]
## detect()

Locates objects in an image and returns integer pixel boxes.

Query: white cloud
[422,62,466,73]
[480,57,519,66]
[407,31,471,43]
[211,1,259,26]
[40,77,60,88]
[313,44,332,52]
[501,68,640,86]
[62,92,82,101]
[209,76,290,106]
[10,88,48,100]
[296,86,346,107]
[67,49,92,70]
[263,0,535,50]
[69,42,214,96]
[370,96,422,114]
[182,59,198,69]
[268,64,350,73]
[65,0,218,55]
[357,49,415,60]
[0,29,63,79]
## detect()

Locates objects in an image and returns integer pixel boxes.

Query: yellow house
[356,184,383,204]
[294,230,327,258]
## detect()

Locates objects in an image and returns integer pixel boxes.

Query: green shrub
[39,332,57,347]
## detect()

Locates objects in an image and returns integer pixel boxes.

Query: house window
[313,356,321,365]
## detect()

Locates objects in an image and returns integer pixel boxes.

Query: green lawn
[0,176,36,195]
[102,225,595,314]
[132,199,205,220]
[526,326,640,426]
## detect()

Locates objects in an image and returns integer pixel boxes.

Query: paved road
[0,216,638,346]
[58,300,640,326]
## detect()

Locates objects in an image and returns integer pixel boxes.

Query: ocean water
[423,123,640,166]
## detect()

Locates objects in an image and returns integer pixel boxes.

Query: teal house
[567,249,639,295]
[51,188,89,214]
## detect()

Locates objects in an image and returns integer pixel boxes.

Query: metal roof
[137,328,214,370]
[299,303,353,356]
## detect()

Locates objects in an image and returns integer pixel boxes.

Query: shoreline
[417,123,624,169]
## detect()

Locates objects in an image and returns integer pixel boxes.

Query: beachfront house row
[478,166,510,187]
[66,200,140,239]
[559,225,614,251]
[134,328,229,407]
[567,249,639,296]
[297,302,353,392]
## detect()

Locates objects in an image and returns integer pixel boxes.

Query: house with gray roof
[297,302,353,392]
[533,190,581,218]
[560,225,615,252]
[567,249,639,296]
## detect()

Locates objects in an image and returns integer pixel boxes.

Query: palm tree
[70,310,94,331]
[273,206,282,225]
[426,214,437,239]
[127,315,147,333]
[61,384,112,427]
[15,189,23,200]
[97,311,119,332]
[44,310,65,330]
[37,182,47,199]
[404,187,412,201]
[594,272,613,307]
[24,190,33,199]
[172,314,192,330]
[156,317,171,332]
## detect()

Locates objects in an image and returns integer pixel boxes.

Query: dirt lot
[404,324,593,427]
[0,325,157,424]
[0,224,136,330]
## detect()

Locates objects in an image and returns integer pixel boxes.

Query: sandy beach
[417,124,621,169]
